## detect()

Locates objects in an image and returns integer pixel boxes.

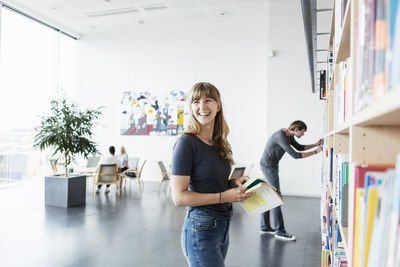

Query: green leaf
[33,96,102,176]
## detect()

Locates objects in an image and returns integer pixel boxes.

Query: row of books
[321,148,348,267]
[334,154,349,228]
[321,190,348,266]
[321,51,335,100]
[333,0,349,59]
[321,149,400,267]
[327,51,334,91]
[354,0,400,113]
[322,248,348,267]
[351,156,400,267]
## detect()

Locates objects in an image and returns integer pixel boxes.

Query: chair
[86,156,100,168]
[228,167,246,180]
[76,156,100,185]
[157,161,171,196]
[128,157,140,172]
[94,164,120,195]
[123,160,146,192]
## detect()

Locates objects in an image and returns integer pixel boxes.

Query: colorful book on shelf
[353,188,365,267]
[342,182,349,227]
[352,164,394,267]
[334,218,343,249]
[356,0,367,113]
[367,170,395,267]
[363,186,379,266]
[322,249,331,267]
[386,154,400,267]
[333,249,347,266]
[360,172,382,267]
[389,0,400,89]
[353,164,394,214]
[327,51,334,90]
[365,0,376,105]
[329,148,334,183]
[345,57,352,123]
[335,154,349,227]
[355,0,377,112]
[320,70,327,100]
[373,0,388,100]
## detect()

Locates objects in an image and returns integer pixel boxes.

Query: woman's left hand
[232,176,250,187]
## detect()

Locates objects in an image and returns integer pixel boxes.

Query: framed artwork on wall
[120,90,188,136]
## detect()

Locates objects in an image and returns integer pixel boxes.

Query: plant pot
[45,174,86,208]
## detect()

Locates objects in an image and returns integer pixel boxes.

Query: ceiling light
[141,3,168,11]
[86,7,139,17]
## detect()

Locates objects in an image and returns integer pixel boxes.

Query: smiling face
[191,95,220,127]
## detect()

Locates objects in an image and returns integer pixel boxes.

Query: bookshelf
[321,0,400,266]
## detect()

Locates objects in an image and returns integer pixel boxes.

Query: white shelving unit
[321,0,400,266]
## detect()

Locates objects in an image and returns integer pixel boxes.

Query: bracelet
[219,192,222,204]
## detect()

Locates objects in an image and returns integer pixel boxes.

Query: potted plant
[34,96,102,207]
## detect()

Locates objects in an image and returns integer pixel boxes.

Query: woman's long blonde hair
[182,82,234,165]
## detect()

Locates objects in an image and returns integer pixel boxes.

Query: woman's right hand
[221,187,253,203]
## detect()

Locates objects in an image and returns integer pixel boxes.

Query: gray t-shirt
[172,134,232,218]
[260,129,305,168]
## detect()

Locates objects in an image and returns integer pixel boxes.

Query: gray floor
[0,179,321,267]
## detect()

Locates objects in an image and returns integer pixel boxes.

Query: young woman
[171,82,252,267]
[119,146,129,173]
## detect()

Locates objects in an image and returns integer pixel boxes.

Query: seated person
[96,146,121,194]
[120,146,129,173]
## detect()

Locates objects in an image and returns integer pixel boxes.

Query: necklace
[197,133,213,145]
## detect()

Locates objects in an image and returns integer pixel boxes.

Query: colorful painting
[120,90,188,136]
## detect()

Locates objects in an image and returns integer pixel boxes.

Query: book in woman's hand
[240,177,284,215]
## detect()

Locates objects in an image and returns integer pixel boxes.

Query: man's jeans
[181,209,230,267]
[260,164,285,233]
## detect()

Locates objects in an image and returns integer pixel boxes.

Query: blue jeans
[181,209,230,267]
[260,165,285,233]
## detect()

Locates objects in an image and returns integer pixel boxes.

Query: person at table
[120,146,129,173]
[96,146,121,194]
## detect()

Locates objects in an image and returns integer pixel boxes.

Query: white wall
[267,0,324,197]
[75,15,269,183]
[74,2,323,197]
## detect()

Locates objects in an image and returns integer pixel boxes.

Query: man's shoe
[274,231,296,241]
[260,228,275,234]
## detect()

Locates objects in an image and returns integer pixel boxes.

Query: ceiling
[1,0,270,37]
[1,0,331,94]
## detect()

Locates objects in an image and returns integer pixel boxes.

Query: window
[0,7,77,186]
